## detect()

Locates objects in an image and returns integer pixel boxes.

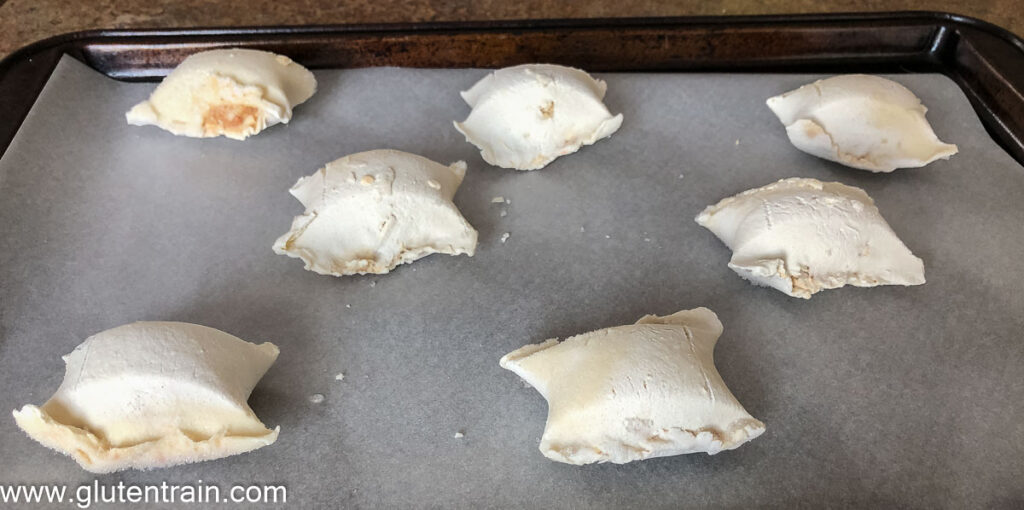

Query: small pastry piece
[126,48,316,140]
[13,322,279,473]
[500,308,764,465]
[766,74,957,172]
[273,149,478,276]
[696,177,925,298]
[454,64,623,170]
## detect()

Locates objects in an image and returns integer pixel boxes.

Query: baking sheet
[1,55,1023,509]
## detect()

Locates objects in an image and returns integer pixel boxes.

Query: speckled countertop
[1,0,1022,59]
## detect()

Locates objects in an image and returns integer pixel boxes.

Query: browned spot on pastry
[803,121,824,138]
[202,104,260,136]
[75,449,92,464]
[539,100,555,119]
[789,266,818,297]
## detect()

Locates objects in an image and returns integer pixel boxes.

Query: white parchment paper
[0,56,1022,509]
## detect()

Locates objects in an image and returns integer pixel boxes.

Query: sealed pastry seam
[500,308,764,465]
[13,407,279,473]
[13,322,279,473]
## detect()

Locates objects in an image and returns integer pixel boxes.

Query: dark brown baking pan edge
[1,11,1022,165]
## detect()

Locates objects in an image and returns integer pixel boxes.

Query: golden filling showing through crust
[202,103,260,137]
